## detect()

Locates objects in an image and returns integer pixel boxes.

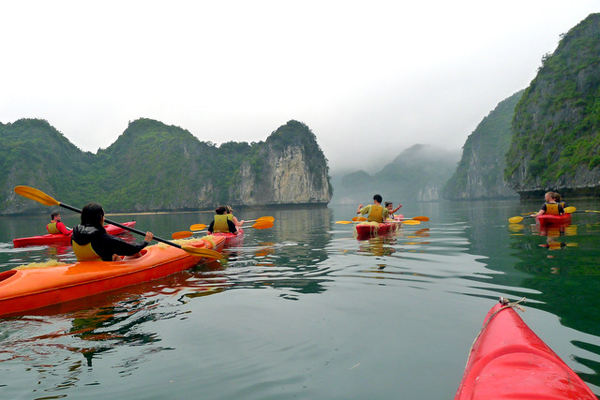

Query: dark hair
[51,212,60,219]
[373,194,383,203]
[81,203,105,228]
[215,206,228,215]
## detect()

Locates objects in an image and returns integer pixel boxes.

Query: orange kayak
[12,221,137,247]
[454,300,597,400]
[0,235,225,318]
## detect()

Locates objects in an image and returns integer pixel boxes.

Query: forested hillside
[1,118,331,214]
[505,13,600,198]
[443,90,522,200]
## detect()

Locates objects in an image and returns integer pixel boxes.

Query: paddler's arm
[57,222,72,235]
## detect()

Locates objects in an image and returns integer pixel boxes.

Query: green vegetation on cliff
[0,118,331,214]
[505,13,600,193]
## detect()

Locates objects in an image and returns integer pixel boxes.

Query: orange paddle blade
[172,231,194,240]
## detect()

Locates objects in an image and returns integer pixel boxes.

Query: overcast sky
[1,1,599,174]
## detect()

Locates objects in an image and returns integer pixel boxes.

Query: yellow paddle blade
[180,245,223,259]
[508,216,525,224]
[335,220,354,224]
[352,216,367,221]
[411,216,429,221]
[190,223,207,231]
[401,219,421,225]
[250,221,273,230]
[255,216,275,222]
[564,206,576,213]
[172,231,194,240]
[14,185,60,206]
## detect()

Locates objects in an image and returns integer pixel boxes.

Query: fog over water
[1,1,599,172]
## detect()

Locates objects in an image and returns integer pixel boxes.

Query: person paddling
[47,212,72,235]
[71,203,153,261]
[357,194,389,223]
[535,191,564,217]
[385,201,402,219]
[208,206,238,234]
[226,205,245,228]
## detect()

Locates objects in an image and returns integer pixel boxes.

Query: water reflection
[2,203,600,399]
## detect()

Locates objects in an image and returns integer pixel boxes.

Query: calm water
[1,200,600,400]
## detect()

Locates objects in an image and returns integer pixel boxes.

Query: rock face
[505,13,600,199]
[443,91,522,200]
[0,118,332,214]
[234,121,331,206]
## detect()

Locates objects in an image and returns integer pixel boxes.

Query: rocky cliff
[505,13,600,199]
[233,121,332,206]
[443,91,522,200]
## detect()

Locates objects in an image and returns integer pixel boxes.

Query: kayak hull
[211,228,244,246]
[355,221,398,238]
[536,213,572,226]
[0,235,225,318]
[454,301,596,400]
[12,221,137,247]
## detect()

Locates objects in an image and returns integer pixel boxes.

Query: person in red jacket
[47,212,72,235]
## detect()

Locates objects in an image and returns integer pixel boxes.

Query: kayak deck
[454,299,597,400]
[12,221,137,247]
[0,235,225,318]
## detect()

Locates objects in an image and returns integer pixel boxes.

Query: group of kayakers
[535,191,567,217]
[45,203,245,263]
[356,194,402,223]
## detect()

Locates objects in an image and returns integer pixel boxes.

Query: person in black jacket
[71,203,153,261]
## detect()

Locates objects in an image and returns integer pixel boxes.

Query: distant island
[1,119,332,215]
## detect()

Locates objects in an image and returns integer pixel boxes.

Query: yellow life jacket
[213,214,230,233]
[72,241,103,262]
[227,214,234,221]
[47,222,60,234]
[368,205,384,223]
[545,203,559,215]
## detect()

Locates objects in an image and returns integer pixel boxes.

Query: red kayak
[211,228,244,247]
[355,221,399,238]
[12,221,137,247]
[0,235,225,318]
[454,299,597,400]
[536,213,572,226]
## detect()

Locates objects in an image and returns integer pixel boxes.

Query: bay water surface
[1,200,600,399]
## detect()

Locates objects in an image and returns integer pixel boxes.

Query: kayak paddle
[509,206,576,224]
[336,219,421,225]
[189,216,274,232]
[14,185,223,259]
[173,220,274,240]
